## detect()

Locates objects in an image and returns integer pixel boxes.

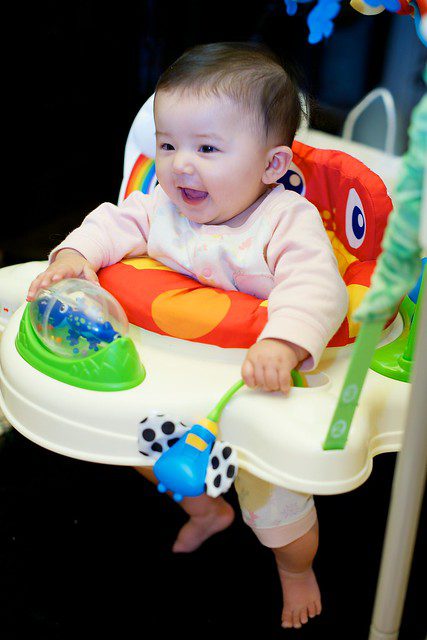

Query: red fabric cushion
[98,257,381,348]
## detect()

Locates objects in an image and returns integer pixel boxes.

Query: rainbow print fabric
[124,154,157,198]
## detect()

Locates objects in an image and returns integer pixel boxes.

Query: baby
[27,42,348,629]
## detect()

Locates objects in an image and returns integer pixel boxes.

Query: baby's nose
[173,151,194,175]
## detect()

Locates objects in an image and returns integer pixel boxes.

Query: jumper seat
[0,100,408,495]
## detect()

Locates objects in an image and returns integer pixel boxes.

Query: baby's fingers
[27,266,71,301]
[241,359,256,388]
[27,272,52,301]
[262,364,280,392]
[82,264,100,285]
[253,362,271,391]
[278,367,292,395]
[38,266,73,288]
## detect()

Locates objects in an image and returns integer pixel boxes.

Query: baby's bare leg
[135,466,234,552]
[235,470,321,629]
[273,520,321,629]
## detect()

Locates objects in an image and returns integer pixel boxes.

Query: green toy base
[16,304,145,391]
[370,297,414,383]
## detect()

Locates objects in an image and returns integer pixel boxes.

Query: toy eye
[279,163,306,196]
[345,188,366,249]
[59,303,68,314]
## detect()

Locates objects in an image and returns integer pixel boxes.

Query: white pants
[234,469,317,548]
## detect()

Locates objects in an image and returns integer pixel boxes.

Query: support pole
[368,277,427,640]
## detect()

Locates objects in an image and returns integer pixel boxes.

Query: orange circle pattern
[152,288,232,339]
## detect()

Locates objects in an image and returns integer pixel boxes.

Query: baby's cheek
[153,161,169,188]
[153,164,163,185]
[157,175,176,204]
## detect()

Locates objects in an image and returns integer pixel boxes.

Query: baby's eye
[199,145,218,153]
[160,143,174,151]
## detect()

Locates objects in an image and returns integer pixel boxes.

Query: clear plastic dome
[29,279,129,359]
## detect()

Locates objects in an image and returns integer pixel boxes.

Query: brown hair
[155,42,303,147]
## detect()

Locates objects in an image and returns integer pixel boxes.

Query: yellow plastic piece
[185,433,209,451]
[197,417,219,437]
[347,283,368,338]
[350,0,384,14]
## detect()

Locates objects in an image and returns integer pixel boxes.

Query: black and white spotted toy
[137,410,238,498]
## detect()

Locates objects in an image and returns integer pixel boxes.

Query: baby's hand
[26,249,99,302]
[242,339,308,395]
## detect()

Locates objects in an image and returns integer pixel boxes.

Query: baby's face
[154,90,272,225]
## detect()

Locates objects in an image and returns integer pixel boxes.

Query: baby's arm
[27,190,152,301]
[242,197,348,393]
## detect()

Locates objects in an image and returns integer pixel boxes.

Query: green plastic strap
[291,369,306,388]
[402,267,425,362]
[369,296,414,382]
[207,379,245,423]
[207,369,306,423]
[323,320,384,451]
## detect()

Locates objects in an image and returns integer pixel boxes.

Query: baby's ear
[263,146,293,184]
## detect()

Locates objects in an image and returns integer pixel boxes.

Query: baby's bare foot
[172,499,235,553]
[278,566,322,629]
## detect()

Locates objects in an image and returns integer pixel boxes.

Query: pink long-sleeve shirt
[51,183,348,370]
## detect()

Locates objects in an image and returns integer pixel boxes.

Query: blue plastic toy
[37,295,121,352]
[154,421,218,501]
[137,380,245,500]
[363,0,401,9]
[284,0,344,44]
[37,297,69,327]
[138,371,306,501]
[284,0,426,45]
[408,257,427,303]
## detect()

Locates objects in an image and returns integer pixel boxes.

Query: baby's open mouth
[180,187,209,204]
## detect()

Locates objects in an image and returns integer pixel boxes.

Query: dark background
[4,0,425,266]
[0,431,425,639]
[1,1,426,638]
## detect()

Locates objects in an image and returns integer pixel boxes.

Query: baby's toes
[299,607,309,625]
[292,610,302,629]
[281,609,293,628]
[308,601,317,618]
